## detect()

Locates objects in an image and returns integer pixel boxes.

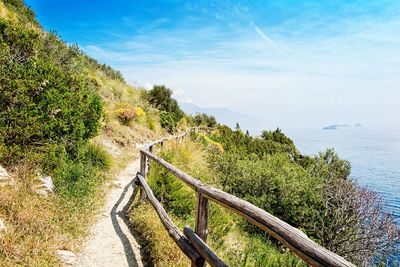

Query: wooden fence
[134,129,356,267]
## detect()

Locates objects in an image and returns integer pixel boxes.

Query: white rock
[101,139,121,156]
[33,175,54,197]
[0,165,15,187]
[57,250,76,266]
[0,165,8,177]
[0,219,6,233]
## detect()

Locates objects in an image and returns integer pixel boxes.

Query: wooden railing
[134,129,356,267]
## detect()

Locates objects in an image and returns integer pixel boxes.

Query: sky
[25,0,400,129]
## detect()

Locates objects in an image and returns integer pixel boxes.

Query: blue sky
[26,0,400,129]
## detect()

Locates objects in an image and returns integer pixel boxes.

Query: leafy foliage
[145,140,304,266]
[207,125,399,265]
[193,113,217,127]
[214,153,323,234]
[146,85,184,132]
[0,19,103,163]
[2,0,37,25]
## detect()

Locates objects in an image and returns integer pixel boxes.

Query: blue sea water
[283,126,400,263]
[283,126,400,222]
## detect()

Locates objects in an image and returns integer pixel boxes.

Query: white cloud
[82,4,400,129]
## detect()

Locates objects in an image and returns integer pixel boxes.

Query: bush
[148,150,195,218]
[115,106,136,125]
[2,0,37,25]
[146,85,184,131]
[0,19,39,64]
[197,133,224,154]
[159,111,177,133]
[84,143,111,170]
[193,113,217,127]
[0,60,103,163]
[115,104,146,125]
[208,127,400,265]
[214,153,322,233]
[0,19,103,164]
[41,143,109,199]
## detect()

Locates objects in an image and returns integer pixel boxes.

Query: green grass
[129,139,306,266]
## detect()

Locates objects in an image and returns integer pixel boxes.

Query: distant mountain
[179,102,259,131]
[323,123,362,130]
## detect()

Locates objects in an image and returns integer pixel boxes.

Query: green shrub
[148,151,195,218]
[159,111,177,132]
[0,19,39,64]
[42,143,109,199]
[214,153,322,235]
[146,85,184,131]
[0,19,103,164]
[84,143,111,170]
[193,113,217,127]
[2,0,38,25]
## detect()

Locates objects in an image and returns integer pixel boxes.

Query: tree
[193,113,217,127]
[261,128,294,146]
[146,85,184,131]
[314,178,400,265]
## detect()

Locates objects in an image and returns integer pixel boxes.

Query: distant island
[323,123,362,130]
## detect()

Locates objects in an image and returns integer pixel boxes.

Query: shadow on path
[111,175,144,267]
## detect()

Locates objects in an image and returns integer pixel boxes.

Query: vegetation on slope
[1,1,397,266]
[131,127,399,266]
[130,140,303,266]
[0,1,192,265]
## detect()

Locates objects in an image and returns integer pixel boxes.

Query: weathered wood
[137,174,204,265]
[184,227,228,267]
[195,193,209,241]
[139,152,147,201]
[140,149,355,267]
[193,193,209,267]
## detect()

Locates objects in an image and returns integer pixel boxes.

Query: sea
[282,125,400,263]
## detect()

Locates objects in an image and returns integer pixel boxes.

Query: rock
[57,250,76,266]
[101,139,121,156]
[0,219,6,233]
[0,165,15,187]
[0,165,8,177]
[33,175,54,197]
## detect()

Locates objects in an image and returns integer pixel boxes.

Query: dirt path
[75,131,190,267]
[76,158,144,267]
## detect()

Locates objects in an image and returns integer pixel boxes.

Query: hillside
[0,1,399,266]
[0,1,193,265]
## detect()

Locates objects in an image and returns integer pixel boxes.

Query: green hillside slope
[0,1,192,265]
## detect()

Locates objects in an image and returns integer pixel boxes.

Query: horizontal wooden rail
[184,226,228,267]
[140,149,355,267]
[136,173,203,265]
[137,126,213,150]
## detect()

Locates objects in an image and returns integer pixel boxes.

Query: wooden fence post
[192,192,209,267]
[140,151,147,201]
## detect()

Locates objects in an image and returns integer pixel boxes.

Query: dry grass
[129,200,190,267]
[0,144,132,266]
[0,2,17,21]
[87,67,165,148]
[0,4,168,265]
[0,164,61,267]
[0,59,165,266]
